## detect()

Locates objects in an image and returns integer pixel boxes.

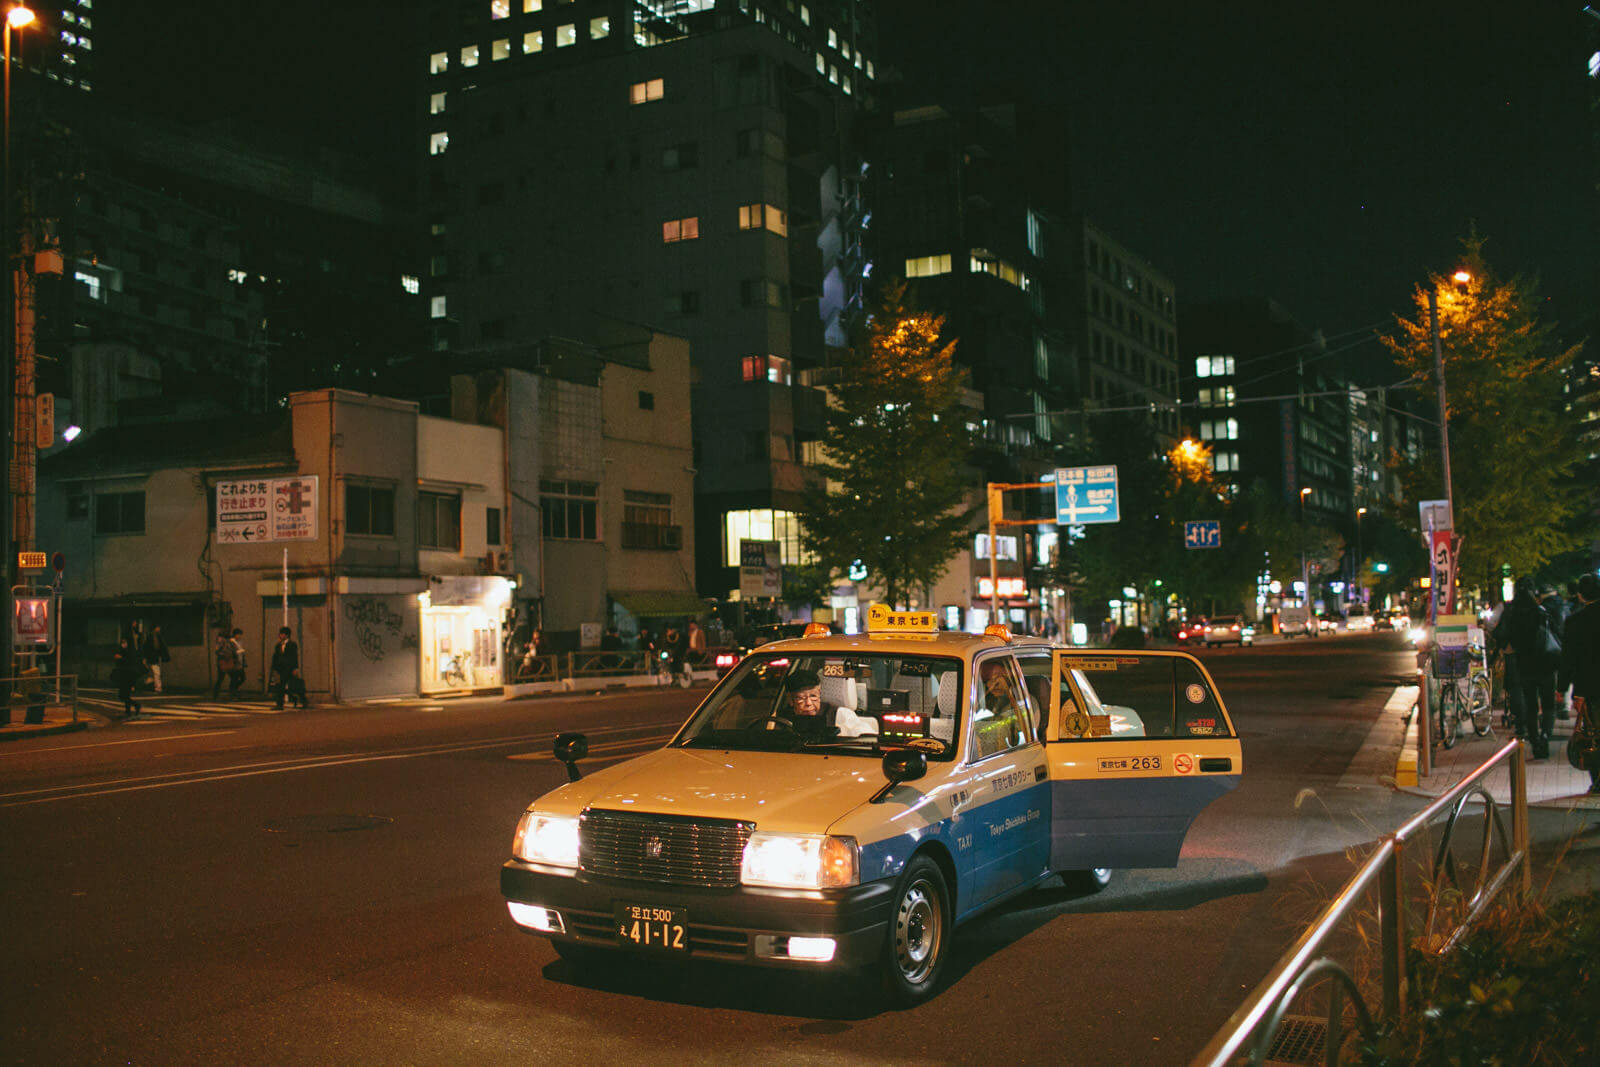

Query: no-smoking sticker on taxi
[1174,753,1196,775]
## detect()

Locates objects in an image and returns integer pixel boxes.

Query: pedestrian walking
[142,625,171,695]
[1560,574,1600,794]
[227,628,248,698]
[1540,585,1571,718]
[269,626,308,709]
[213,630,236,699]
[639,626,657,676]
[1494,577,1562,760]
[112,637,142,719]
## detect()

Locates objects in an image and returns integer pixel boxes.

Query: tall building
[419,0,877,599]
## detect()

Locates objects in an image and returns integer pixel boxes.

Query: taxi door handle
[1033,765,1047,782]
[1200,757,1232,773]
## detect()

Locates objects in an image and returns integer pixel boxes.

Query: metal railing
[1,672,79,725]
[1193,738,1529,1066]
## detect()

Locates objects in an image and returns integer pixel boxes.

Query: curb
[1391,685,1421,788]
[0,719,90,742]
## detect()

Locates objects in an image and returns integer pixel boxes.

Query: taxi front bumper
[500,861,895,969]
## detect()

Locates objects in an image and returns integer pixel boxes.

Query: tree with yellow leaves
[799,283,976,610]
[1383,235,1589,586]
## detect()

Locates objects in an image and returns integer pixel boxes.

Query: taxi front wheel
[878,855,949,1006]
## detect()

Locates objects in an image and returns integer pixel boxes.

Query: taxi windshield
[677,651,964,759]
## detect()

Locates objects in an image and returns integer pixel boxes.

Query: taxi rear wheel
[879,855,949,1006]
[1064,867,1113,893]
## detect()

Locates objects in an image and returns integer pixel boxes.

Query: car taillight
[1231,625,1239,631]
[715,653,736,668]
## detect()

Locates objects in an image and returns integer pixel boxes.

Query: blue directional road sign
[1184,520,1222,550]
[1054,465,1120,525]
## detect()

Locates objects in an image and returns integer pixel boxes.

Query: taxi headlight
[513,812,580,870]
[741,833,858,890]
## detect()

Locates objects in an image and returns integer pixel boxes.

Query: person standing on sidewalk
[212,630,235,698]
[227,628,248,699]
[142,625,171,695]
[269,627,306,710]
[112,638,142,719]
[1495,577,1562,760]
[1539,586,1571,719]
[1560,574,1600,794]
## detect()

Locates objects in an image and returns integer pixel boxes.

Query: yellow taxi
[501,606,1242,1003]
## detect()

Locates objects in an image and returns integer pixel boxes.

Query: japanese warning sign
[217,476,319,544]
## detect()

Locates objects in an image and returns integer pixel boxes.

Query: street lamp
[1,3,29,681]
[1426,270,1470,616]
[1354,506,1366,603]
[1299,487,1312,606]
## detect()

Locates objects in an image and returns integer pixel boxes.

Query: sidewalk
[1394,685,1599,811]
[0,703,91,741]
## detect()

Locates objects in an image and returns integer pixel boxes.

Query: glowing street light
[1426,269,1471,616]
[1299,487,1312,605]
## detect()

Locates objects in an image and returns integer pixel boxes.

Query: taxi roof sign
[866,604,939,634]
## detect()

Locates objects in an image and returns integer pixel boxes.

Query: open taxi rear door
[1044,650,1242,872]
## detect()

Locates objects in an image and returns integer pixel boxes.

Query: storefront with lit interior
[417,575,514,692]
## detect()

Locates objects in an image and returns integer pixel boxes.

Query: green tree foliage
[798,284,976,609]
[1383,237,1589,585]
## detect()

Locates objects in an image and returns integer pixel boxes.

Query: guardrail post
[1416,661,1432,779]
[1510,741,1530,899]
[1379,841,1406,1018]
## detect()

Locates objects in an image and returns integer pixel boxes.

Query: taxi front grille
[579,809,753,888]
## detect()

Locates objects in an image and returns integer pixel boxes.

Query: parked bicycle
[443,650,473,687]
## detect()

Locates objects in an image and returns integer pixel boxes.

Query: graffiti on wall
[345,598,404,662]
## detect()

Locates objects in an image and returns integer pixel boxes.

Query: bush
[1360,891,1600,1064]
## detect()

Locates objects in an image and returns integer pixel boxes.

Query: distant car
[1277,605,1316,638]
[1373,612,1395,631]
[1202,616,1254,647]
[1169,620,1205,644]
[1317,613,1343,633]
[1344,606,1374,633]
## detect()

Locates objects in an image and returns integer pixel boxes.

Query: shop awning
[612,590,710,618]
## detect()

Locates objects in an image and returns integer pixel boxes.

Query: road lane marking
[0,720,687,807]
[0,730,235,754]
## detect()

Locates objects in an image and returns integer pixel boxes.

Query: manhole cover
[263,814,394,834]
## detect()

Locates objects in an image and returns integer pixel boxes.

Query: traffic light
[1375,562,1389,573]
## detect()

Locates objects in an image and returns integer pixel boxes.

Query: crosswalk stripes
[79,694,289,720]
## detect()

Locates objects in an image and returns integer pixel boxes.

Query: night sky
[115,1,1596,377]
[879,0,1596,366]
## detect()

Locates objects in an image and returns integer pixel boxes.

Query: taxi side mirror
[554,732,588,782]
[871,748,927,803]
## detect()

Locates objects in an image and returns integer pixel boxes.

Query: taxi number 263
[1097,754,1163,773]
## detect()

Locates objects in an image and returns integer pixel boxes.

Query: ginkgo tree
[799,283,977,610]
[1383,235,1589,586]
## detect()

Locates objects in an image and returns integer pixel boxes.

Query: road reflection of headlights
[741,833,858,889]
[513,812,580,870]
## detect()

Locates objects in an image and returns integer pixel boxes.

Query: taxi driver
[783,669,834,739]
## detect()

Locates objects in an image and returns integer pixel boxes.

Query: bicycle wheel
[1468,675,1493,736]
[1438,684,1460,749]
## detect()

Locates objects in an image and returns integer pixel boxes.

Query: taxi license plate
[615,903,688,952]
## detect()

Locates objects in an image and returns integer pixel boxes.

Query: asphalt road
[0,635,1449,1065]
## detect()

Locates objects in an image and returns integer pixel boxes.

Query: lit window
[828,27,837,47]
[854,51,862,70]
[430,92,446,114]
[800,4,809,24]
[741,355,764,382]
[969,252,1027,289]
[491,0,510,17]
[430,296,448,319]
[662,216,699,243]
[556,24,575,46]
[401,275,420,295]
[841,41,851,59]
[842,75,851,95]
[523,30,543,52]
[815,52,824,74]
[461,44,480,67]
[722,508,807,567]
[866,59,874,79]
[630,77,664,103]
[905,253,952,278]
[737,203,783,234]
[590,15,610,38]
[828,64,837,84]
[429,131,449,155]
[1213,452,1240,473]
[523,0,541,9]
[492,38,510,60]
[767,355,791,385]
[430,51,449,74]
